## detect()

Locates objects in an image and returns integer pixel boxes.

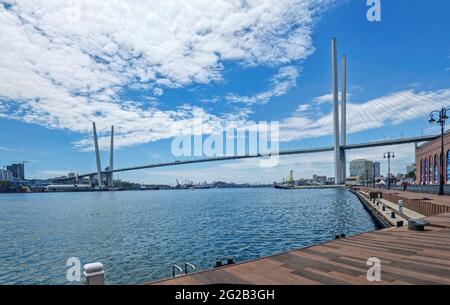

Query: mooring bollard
[227,257,234,265]
[340,233,346,238]
[83,262,104,285]
[397,221,404,227]
[335,235,340,240]
[215,258,223,268]
[398,200,404,215]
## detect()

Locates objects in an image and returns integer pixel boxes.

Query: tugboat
[274,170,295,189]
[274,183,292,189]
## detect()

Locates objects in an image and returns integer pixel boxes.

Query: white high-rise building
[0,169,13,181]
[350,159,374,180]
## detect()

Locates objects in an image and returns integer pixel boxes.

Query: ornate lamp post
[429,107,449,196]
[383,152,395,189]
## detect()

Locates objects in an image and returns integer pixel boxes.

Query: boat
[274,183,294,190]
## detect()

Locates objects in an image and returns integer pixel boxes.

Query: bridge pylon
[331,38,347,185]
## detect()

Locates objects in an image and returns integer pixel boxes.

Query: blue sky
[0,0,449,184]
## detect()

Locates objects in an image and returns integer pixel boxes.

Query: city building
[416,130,450,185]
[0,169,14,181]
[373,161,381,177]
[349,159,374,181]
[6,163,25,180]
[346,176,361,185]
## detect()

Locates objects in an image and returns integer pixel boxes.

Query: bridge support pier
[92,122,103,189]
[332,38,342,185]
[339,55,347,185]
[109,126,114,188]
[331,39,348,185]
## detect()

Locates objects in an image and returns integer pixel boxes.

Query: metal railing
[390,184,450,196]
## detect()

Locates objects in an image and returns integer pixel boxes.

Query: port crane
[286,170,295,186]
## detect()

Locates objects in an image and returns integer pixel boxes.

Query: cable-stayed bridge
[57,38,441,186]
[59,134,438,183]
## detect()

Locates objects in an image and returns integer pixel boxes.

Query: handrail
[172,264,183,277]
[184,263,196,274]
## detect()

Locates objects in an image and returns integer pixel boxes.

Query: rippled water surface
[0,188,378,284]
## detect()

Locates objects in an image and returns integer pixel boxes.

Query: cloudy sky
[0,0,449,184]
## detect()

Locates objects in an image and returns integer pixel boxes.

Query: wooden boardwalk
[150,213,450,285]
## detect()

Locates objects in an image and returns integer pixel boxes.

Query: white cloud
[280,88,450,141]
[313,93,334,104]
[295,104,311,112]
[225,65,299,105]
[313,91,350,104]
[0,0,333,150]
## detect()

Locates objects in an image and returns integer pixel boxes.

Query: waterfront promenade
[358,187,450,216]
[151,213,450,285]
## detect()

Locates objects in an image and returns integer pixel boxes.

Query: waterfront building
[346,176,361,185]
[373,161,381,177]
[349,159,374,181]
[416,130,450,185]
[6,163,25,180]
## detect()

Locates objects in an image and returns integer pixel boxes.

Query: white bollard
[83,262,105,285]
[398,200,404,215]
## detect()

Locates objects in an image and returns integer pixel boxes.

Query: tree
[406,171,416,180]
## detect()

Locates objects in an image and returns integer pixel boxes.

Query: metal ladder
[172,262,196,277]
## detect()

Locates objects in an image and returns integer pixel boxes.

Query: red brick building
[416,131,450,185]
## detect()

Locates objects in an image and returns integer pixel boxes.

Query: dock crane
[286,170,295,187]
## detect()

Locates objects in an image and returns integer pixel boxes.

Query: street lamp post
[429,107,449,196]
[383,152,395,190]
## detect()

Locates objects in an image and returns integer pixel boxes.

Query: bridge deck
[60,135,439,180]
[150,213,450,285]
